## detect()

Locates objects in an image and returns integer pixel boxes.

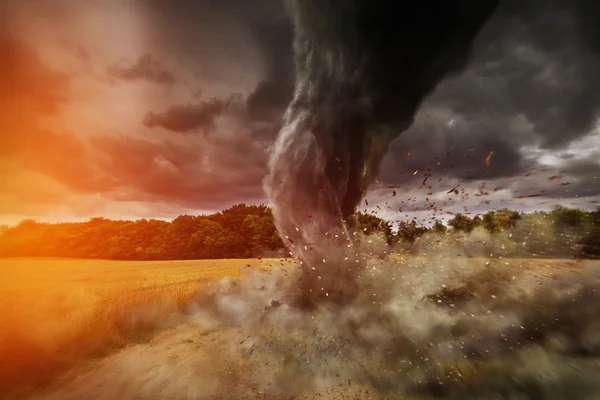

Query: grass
[0,257,275,397]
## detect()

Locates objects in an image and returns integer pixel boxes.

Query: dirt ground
[14,257,600,400]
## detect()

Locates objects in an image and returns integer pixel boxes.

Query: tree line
[361,206,600,259]
[0,204,284,260]
[0,204,599,260]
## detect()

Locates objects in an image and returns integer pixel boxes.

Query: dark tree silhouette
[0,205,598,260]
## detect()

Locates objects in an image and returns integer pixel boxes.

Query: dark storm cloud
[380,113,528,185]
[246,79,292,122]
[138,0,600,204]
[4,125,269,210]
[107,53,176,85]
[90,133,269,209]
[136,0,293,208]
[104,1,293,208]
[479,0,600,148]
[244,4,294,121]
[380,0,600,189]
[1,20,271,210]
[509,152,600,199]
[141,0,293,120]
[13,0,593,214]
[143,94,241,134]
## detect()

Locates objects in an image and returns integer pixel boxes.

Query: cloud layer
[1,0,599,223]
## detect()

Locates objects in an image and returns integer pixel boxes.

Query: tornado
[264,0,499,308]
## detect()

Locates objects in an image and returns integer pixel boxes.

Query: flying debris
[447,182,463,194]
[514,194,545,199]
[478,182,487,195]
[485,151,495,166]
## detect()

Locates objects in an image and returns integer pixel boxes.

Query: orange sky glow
[1,1,271,225]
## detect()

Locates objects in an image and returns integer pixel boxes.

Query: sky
[1,0,599,226]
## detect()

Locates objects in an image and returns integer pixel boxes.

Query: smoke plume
[264,0,499,307]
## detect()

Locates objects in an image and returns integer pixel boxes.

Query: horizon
[3,201,598,231]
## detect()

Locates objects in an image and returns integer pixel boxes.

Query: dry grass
[0,257,273,397]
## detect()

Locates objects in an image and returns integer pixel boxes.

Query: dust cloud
[32,240,600,399]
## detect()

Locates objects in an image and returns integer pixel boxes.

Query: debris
[513,194,545,199]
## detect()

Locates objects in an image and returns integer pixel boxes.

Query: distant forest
[0,204,599,260]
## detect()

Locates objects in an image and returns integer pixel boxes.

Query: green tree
[551,205,589,228]
[581,208,600,259]
[482,211,506,234]
[396,220,429,243]
[432,220,447,234]
[496,208,521,230]
[448,214,475,233]
[356,212,394,244]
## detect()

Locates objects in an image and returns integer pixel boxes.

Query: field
[2,257,600,400]
[0,257,273,397]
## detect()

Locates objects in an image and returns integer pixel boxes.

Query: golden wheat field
[0,257,277,397]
